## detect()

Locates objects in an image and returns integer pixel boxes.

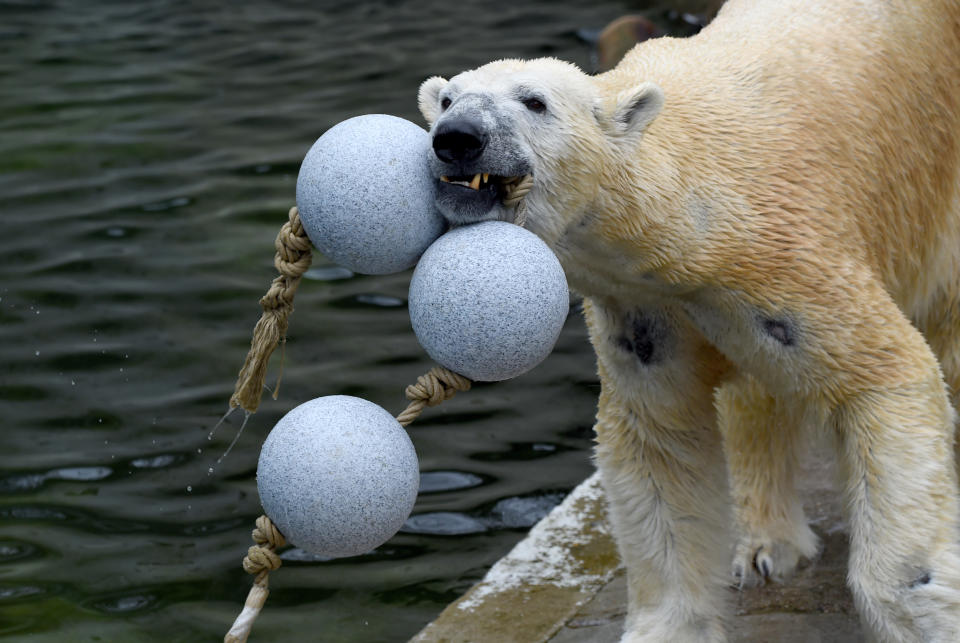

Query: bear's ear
[601,82,664,139]
[419,76,449,127]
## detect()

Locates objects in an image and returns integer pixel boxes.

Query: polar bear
[417,0,960,641]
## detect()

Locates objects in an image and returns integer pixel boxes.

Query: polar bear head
[418,57,664,246]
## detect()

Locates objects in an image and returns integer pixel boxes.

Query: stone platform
[412,446,865,643]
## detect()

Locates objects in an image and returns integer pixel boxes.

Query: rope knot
[241,515,285,581]
[243,545,282,576]
[252,515,286,548]
[395,366,471,427]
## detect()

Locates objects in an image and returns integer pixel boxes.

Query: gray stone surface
[257,395,419,558]
[296,114,446,275]
[409,221,569,381]
[411,443,866,643]
[545,445,864,643]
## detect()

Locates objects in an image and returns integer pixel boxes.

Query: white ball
[409,221,569,381]
[257,396,419,558]
[295,114,447,275]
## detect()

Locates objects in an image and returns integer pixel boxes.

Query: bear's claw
[731,529,820,588]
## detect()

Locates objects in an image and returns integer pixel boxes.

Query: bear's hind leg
[586,301,734,642]
[717,374,819,587]
[914,285,960,448]
[831,305,960,641]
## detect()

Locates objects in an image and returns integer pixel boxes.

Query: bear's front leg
[585,300,734,642]
[717,374,820,587]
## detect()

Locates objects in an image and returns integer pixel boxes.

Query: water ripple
[419,470,485,494]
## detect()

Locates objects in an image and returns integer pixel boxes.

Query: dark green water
[0,2,697,641]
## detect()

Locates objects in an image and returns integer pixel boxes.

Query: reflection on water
[0,1,694,640]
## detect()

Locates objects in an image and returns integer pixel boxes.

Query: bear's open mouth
[433,171,531,224]
[440,173,513,193]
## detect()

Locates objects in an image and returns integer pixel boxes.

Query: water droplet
[34,350,39,356]
[207,407,236,442]
[186,485,192,493]
[216,411,251,464]
[207,467,214,475]
[70,380,75,386]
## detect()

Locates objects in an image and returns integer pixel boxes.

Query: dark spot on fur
[615,311,670,365]
[910,572,932,588]
[632,317,657,364]
[762,318,794,346]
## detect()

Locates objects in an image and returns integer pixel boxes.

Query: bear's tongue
[440,173,488,190]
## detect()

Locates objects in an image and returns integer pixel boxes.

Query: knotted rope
[224,516,286,643]
[396,366,472,426]
[224,366,470,642]
[228,175,532,415]
[230,206,312,414]
[224,174,531,642]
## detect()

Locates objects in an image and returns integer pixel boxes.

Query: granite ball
[257,395,419,558]
[295,114,446,275]
[409,221,569,381]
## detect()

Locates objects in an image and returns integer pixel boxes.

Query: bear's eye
[440,97,451,110]
[522,97,546,114]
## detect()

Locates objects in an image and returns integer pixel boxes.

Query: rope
[502,174,534,227]
[230,206,312,414]
[223,367,470,643]
[224,516,286,643]
[395,366,472,427]
[224,175,532,641]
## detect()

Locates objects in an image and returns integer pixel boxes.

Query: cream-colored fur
[419,0,960,640]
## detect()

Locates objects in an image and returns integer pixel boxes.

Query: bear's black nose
[433,118,486,163]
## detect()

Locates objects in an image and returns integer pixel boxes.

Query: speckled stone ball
[409,221,569,381]
[295,114,446,275]
[257,395,419,558]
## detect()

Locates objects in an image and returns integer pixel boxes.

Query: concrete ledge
[411,472,619,643]
[413,445,866,643]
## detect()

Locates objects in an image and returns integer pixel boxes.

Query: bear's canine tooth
[440,176,450,183]
[483,173,490,183]
[470,173,481,190]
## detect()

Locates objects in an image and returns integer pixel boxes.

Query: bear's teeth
[482,173,489,183]
[440,176,450,183]
[469,174,481,190]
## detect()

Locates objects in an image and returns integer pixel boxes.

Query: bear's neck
[556,135,724,303]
